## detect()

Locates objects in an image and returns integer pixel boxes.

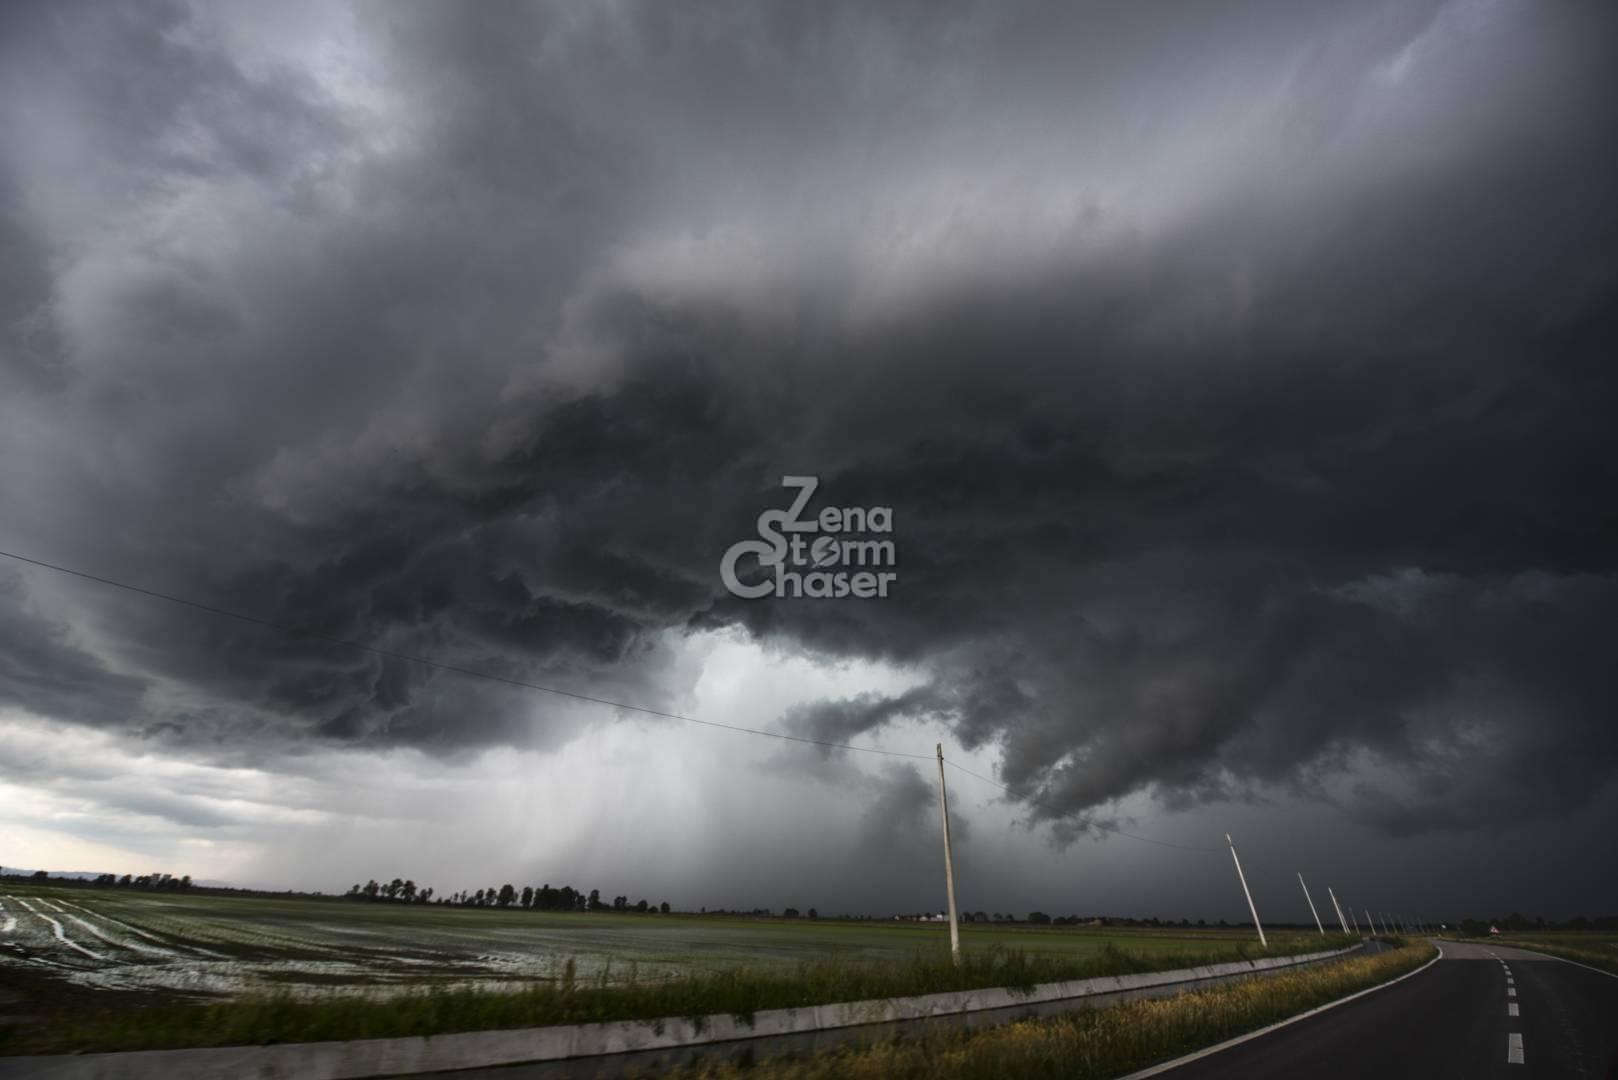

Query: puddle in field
[2,893,723,1004]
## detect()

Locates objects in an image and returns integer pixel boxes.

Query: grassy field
[1454,932,1618,975]
[0,882,1353,1054]
[658,942,1436,1079]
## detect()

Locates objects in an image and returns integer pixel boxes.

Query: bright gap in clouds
[2,630,962,897]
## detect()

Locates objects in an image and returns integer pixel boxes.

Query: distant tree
[588,889,604,911]
[633,899,647,913]
[782,907,800,919]
[1028,912,1051,925]
[474,888,486,906]
[402,880,417,902]
[364,880,380,900]
[521,886,534,909]
[808,908,818,919]
[495,884,515,908]
[660,901,671,914]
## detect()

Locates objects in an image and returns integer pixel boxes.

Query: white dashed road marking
[1507,987,1516,997]
[1508,1003,1519,1016]
[1507,1033,1524,1065]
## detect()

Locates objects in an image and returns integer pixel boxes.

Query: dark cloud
[1,0,1615,894]
[0,573,149,728]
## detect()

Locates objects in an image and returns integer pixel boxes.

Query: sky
[1,0,1615,923]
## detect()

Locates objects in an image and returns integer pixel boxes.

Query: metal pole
[935,744,961,966]
[1226,833,1266,948]
[1365,909,1375,937]
[1298,873,1324,936]
[1326,887,1350,935]
[1348,907,1359,935]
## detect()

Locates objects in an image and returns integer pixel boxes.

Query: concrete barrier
[0,944,1361,1080]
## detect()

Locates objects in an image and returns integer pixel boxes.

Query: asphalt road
[1150,939,1618,1079]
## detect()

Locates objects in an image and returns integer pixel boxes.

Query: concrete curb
[0,944,1361,1080]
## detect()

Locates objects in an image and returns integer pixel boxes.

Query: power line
[0,548,932,762]
[3,544,1223,849]
[942,757,1222,852]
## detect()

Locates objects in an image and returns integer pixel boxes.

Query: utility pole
[1227,833,1266,948]
[935,744,961,966]
[1298,873,1324,936]
[1327,887,1350,935]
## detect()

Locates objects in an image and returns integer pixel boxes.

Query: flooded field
[0,882,1320,1007]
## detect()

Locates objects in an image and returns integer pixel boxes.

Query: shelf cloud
[2,0,1615,911]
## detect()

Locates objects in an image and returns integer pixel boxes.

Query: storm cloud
[2,0,1616,909]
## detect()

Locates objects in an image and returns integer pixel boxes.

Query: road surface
[1149,939,1618,1079]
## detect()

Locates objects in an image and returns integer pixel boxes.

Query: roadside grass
[1458,935,1618,976]
[0,936,1354,1055]
[657,942,1436,1080]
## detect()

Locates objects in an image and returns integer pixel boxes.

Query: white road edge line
[1490,944,1618,982]
[1115,944,1445,1080]
[1508,1032,1524,1065]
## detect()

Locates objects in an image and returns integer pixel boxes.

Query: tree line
[1457,912,1618,935]
[0,868,194,891]
[345,879,671,914]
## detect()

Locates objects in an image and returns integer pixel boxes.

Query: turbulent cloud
[1,0,1615,895]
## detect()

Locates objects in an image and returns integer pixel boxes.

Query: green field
[0,882,1352,1054]
[1455,931,1618,975]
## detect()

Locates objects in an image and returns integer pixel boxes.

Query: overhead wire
[3,545,1222,848]
[0,548,931,761]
